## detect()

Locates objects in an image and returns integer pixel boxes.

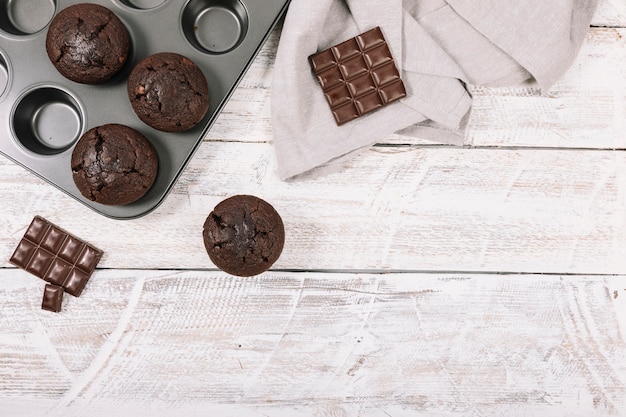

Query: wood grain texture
[0,271,624,417]
[0,146,624,273]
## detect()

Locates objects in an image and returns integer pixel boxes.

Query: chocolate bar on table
[309,26,407,125]
[10,216,103,298]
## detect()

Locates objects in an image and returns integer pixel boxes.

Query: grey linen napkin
[271,0,599,180]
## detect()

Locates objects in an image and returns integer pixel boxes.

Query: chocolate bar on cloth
[10,216,103,300]
[309,27,406,126]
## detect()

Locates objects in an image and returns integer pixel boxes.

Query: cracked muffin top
[203,195,285,277]
[45,3,130,84]
[127,52,210,132]
[71,124,158,206]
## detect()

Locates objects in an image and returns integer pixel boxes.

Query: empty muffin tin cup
[12,86,84,155]
[0,0,56,35]
[182,0,249,54]
[118,0,167,10]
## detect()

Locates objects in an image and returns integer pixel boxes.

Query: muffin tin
[0,0,290,219]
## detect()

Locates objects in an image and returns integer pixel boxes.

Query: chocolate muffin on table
[46,3,130,84]
[71,124,158,206]
[203,195,285,277]
[127,52,210,132]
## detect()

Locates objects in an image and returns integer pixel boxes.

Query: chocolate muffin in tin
[127,52,210,132]
[45,3,131,84]
[71,124,158,206]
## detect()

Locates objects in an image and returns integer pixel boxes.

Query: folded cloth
[271,0,599,180]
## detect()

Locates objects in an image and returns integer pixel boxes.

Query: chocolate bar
[309,27,406,125]
[10,216,103,298]
[41,284,64,313]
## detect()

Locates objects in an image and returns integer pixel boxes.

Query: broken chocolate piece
[9,216,103,297]
[41,284,64,313]
[309,27,406,125]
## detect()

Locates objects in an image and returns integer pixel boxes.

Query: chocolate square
[309,27,406,125]
[41,226,67,253]
[9,240,38,269]
[63,269,91,298]
[58,235,85,263]
[42,284,64,313]
[44,258,73,286]
[10,216,103,297]
[26,248,55,277]
[24,216,49,242]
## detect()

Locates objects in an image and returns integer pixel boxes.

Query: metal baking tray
[0,0,289,219]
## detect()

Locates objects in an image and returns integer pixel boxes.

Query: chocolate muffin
[71,124,158,206]
[203,195,285,277]
[127,52,209,132]
[46,3,130,84]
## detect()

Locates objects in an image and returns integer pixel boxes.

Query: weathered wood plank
[1,145,624,274]
[592,0,626,27]
[0,271,624,416]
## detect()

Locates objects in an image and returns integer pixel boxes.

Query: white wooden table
[2,2,626,416]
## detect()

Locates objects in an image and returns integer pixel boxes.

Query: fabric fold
[271,0,599,180]
[444,0,599,90]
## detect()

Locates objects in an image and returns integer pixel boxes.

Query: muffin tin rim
[0,49,12,101]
